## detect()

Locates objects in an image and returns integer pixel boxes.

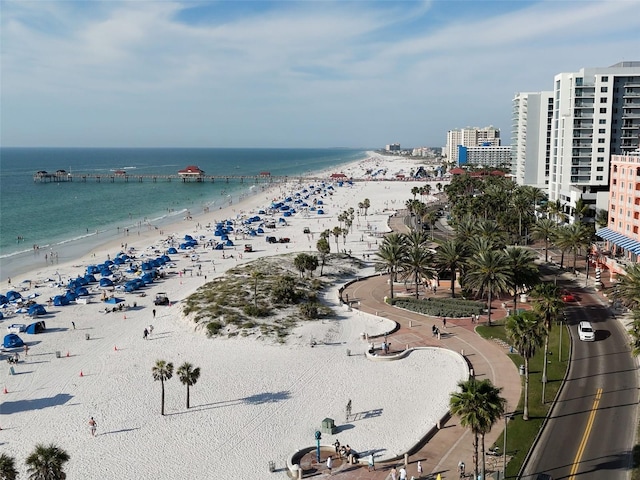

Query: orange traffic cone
[3,386,8,394]
[79,370,84,377]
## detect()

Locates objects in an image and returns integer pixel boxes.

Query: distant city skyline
[2,0,640,148]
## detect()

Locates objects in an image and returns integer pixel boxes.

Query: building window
[597,166,604,171]
[598,138,605,143]
[600,107,607,114]
[600,97,608,103]
[599,119,606,124]
[602,76,608,82]
[599,128,606,134]
[597,157,604,162]
[598,147,605,152]
[601,86,608,92]
[596,176,603,181]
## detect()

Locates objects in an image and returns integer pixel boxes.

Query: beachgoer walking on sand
[143,328,148,340]
[326,456,333,475]
[89,417,97,437]
[152,309,156,319]
[24,345,28,356]
[72,321,76,329]
[148,325,154,337]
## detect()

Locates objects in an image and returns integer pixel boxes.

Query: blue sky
[2,0,640,148]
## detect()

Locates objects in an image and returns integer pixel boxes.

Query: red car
[561,290,576,302]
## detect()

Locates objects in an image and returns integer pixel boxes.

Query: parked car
[578,321,595,341]
[266,236,277,244]
[303,227,310,234]
[244,244,253,252]
[278,237,290,243]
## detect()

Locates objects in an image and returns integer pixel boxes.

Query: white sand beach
[0,153,464,478]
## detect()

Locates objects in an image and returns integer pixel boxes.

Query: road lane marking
[569,388,602,479]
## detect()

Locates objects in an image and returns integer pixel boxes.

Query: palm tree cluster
[293,253,319,278]
[611,264,640,356]
[152,359,201,414]
[374,231,435,299]
[1,444,70,480]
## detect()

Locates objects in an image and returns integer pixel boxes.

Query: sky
[2,0,640,149]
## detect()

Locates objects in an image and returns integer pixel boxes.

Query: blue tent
[87,265,100,275]
[99,278,114,288]
[26,321,46,334]
[76,287,90,296]
[161,255,171,263]
[28,304,47,316]
[65,291,78,302]
[0,295,8,305]
[214,243,224,250]
[105,297,124,304]
[0,312,3,320]
[167,247,178,254]
[53,295,70,306]
[3,334,24,348]
[141,273,154,285]
[84,274,97,283]
[6,291,22,302]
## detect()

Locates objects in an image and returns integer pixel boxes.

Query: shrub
[242,304,271,318]
[299,302,319,319]
[271,275,299,304]
[206,320,223,337]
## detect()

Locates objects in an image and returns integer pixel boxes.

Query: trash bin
[9,366,15,376]
[519,365,525,376]
[55,351,61,358]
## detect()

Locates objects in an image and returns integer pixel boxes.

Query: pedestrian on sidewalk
[367,453,375,471]
[399,465,407,480]
[442,317,447,329]
[417,460,423,475]
[326,456,333,475]
[432,325,437,337]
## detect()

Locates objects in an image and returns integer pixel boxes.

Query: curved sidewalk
[329,274,523,480]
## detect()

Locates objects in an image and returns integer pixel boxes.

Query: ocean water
[0,148,366,278]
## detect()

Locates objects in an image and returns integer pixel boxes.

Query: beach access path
[308,212,523,479]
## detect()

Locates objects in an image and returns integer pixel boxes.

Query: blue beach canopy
[3,334,24,348]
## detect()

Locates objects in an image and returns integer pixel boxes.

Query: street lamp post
[315,431,322,462]
[502,409,512,480]
[585,253,591,287]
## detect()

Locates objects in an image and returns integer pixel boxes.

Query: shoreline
[0,153,369,280]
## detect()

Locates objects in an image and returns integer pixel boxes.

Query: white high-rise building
[548,61,640,221]
[511,92,553,189]
[445,126,500,163]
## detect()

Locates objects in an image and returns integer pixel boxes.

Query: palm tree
[434,239,466,298]
[612,263,640,308]
[25,443,70,480]
[422,210,438,240]
[152,359,174,415]
[0,453,17,480]
[316,237,330,275]
[505,311,545,420]
[531,283,564,403]
[531,218,557,262]
[401,242,435,299]
[505,247,540,313]
[331,226,342,251]
[464,250,511,326]
[250,270,262,308]
[375,233,407,300]
[556,223,591,272]
[177,362,201,409]
[294,253,308,278]
[626,309,640,357]
[450,378,506,480]
[362,198,370,217]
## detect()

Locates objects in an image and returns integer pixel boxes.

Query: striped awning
[596,228,640,255]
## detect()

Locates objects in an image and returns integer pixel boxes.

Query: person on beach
[72,321,76,329]
[152,309,156,319]
[326,456,332,475]
[143,328,148,340]
[89,417,97,437]
[367,453,375,471]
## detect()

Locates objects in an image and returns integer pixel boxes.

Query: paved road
[522,287,638,480]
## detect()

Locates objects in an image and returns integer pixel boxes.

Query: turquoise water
[0,148,366,277]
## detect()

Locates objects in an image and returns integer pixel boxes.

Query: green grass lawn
[477,319,570,478]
